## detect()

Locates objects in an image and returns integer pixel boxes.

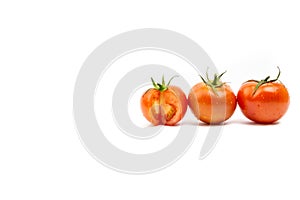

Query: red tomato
[237,67,290,124]
[140,76,187,126]
[188,71,237,124]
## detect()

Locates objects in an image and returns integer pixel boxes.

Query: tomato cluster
[140,67,290,125]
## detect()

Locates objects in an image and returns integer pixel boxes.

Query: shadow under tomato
[226,119,280,126]
[181,120,228,127]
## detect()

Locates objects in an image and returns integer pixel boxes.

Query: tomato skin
[237,81,290,124]
[140,86,187,126]
[188,83,237,124]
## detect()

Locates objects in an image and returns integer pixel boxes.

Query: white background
[1,0,300,199]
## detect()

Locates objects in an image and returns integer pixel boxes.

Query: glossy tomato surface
[188,83,237,124]
[237,81,290,124]
[141,86,187,126]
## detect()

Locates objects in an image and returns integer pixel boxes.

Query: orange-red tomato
[237,69,290,124]
[188,71,237,124]
[140,77,187,126]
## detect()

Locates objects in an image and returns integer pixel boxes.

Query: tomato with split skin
[140,76,187,126]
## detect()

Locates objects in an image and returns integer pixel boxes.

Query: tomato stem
[151,75,179,91]
[251,67,281,95]
[200,70,227,95]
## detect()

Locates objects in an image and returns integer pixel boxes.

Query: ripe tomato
[237,67,290,124]
[188,71,237,124]
[140,76,187,126]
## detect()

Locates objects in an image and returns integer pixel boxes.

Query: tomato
[188,71,237,124]
[140,76,187,126]
[237,67,290,124]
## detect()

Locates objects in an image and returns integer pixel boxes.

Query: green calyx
[151,75,179,91]
[249,66,281,95]
[200,70,227,95]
